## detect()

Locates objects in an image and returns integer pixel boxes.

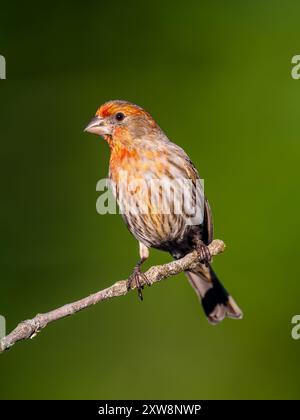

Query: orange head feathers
[96,100,150,119]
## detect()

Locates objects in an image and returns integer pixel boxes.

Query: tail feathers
[185,266,243,325]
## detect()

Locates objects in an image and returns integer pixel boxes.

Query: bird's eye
[115,112,125,122]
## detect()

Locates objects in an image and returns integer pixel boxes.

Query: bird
[84,100,243,324]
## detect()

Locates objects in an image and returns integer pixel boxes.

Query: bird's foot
[127,265,150,301]
[196,242,211,267]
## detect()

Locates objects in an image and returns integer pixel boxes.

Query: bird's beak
[84,116,112,136]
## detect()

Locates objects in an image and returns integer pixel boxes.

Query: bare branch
[0,239,225,353]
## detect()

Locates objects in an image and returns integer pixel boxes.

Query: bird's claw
[127,266,150,301]
[196,243,211,267]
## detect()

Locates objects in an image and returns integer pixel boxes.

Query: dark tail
[185,264,243,325]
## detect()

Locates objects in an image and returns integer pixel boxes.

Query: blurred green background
[1,0,300,400]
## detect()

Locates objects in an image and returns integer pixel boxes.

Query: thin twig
[0,239,225,353]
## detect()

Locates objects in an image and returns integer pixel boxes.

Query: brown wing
[182,155,213,245]
[177,153,213,245]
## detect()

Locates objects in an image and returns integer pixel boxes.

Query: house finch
[85,100,242,324]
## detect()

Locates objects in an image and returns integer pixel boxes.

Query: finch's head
[84,100,158,143]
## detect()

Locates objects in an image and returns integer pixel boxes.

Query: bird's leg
[127,243,150,301]
[127,260,150,301]
[194,237,211,267]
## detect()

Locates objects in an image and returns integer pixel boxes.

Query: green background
[1,0,300,399]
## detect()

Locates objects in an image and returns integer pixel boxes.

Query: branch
[0,239,225,353]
